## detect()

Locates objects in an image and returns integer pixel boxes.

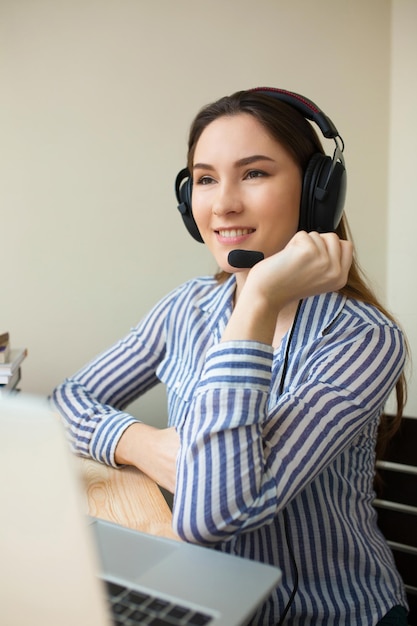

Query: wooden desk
[79,458,179,540]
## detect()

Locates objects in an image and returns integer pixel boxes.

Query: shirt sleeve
[51,289,177,466]
[172,321,406,544]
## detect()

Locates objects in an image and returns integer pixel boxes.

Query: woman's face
[191,113,302,273]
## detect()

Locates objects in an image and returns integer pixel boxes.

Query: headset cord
[278,299,303,396]
[276,508,299,625]
[275,299,303,625]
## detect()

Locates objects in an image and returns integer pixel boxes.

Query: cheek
[263,191,301,249]
[191,196,205,229]
[191,194,211,241]
[265,185,300,224]
[277,179,302,226]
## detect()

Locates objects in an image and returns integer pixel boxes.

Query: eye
[196,175,216,185]
[245,169,267,180]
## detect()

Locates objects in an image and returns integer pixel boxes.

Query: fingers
[299,230,352,263]
[340,239,354,274]
[312,231,353,290]
[245,230,353,312]
[286,230,353,295]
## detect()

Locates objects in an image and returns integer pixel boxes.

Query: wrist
[114,422,149,467]
[222,289,278,345]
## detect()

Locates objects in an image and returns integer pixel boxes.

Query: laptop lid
[0,394,281,626]
[0,393,110,626]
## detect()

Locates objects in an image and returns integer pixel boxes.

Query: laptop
[0,393,281,626]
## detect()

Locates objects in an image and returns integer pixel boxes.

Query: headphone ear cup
[175,169,204,243]
[300,154,346,232]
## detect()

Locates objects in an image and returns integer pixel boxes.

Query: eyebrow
[193,154,275,172]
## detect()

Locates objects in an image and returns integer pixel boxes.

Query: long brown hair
[186,89,407,465]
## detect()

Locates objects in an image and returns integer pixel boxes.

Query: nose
[212,181,243,217]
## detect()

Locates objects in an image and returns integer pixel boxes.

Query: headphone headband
[249,87,340,139]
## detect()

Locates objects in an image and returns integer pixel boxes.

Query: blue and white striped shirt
[52,274,408,625]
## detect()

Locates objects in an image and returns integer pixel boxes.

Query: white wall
[388,0,417,415]
[2,0,412,423]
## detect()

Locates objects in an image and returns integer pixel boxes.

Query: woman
[53,88,408,625]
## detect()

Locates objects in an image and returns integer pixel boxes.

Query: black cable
[275,299,303,624]
[276,508,299,625]
[278,299,303,396]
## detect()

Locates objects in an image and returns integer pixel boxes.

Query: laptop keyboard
[104,579,213,625]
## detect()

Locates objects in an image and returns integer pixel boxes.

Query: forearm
[173,341,276,543]
[52,309,167,464]
[51,379,139,465]
[115,422,179,493]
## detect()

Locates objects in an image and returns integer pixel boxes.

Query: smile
[217,228,255,238]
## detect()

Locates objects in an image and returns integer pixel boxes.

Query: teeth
[218,229,253,238]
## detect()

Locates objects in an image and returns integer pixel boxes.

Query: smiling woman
[53,87,409,626]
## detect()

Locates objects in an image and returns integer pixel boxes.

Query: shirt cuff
[89,413,140,467]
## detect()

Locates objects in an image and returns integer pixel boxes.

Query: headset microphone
[228,250,264,268]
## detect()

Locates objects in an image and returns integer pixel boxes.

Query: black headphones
[175,87,346,243]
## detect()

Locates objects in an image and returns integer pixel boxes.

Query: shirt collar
[196,274,236,314]
[195,275,236,340]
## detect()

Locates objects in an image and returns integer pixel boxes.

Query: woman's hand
[248,231,353,307]
[223,231,353,345]
[115,423,180,494]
